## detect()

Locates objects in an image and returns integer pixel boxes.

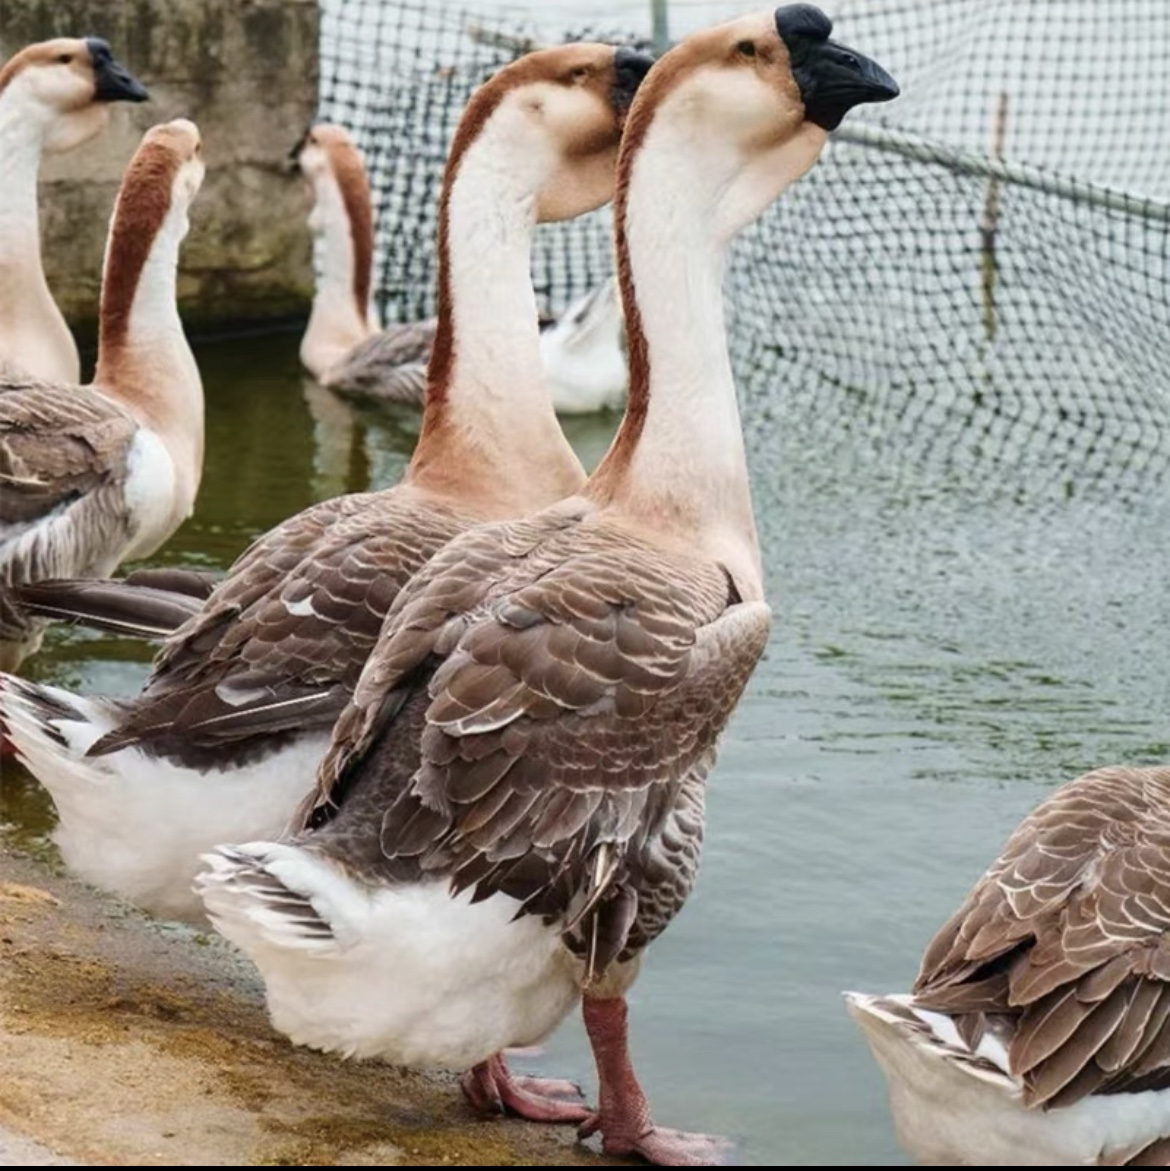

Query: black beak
[612,46,655,116]
[85,37,149,103]
[775,4,898,131]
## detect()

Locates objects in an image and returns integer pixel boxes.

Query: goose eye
[57,53,73,65]
[737,40,757,59]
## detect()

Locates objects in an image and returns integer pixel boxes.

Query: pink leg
[461,1051,591,1124]
[578,995,732,1166]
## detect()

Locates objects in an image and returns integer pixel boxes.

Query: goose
[0,37,148,383]
[0,43,653,924]
[847,764,1170,1166]
[0,118,205,671]
[295,121,628,414]
[194,7,897,1161]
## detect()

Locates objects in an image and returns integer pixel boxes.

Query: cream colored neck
[94,198,204,514]
[408,122,584,513]
[300,171,373,378]
[0,99,80,382]
[591,125,763,596]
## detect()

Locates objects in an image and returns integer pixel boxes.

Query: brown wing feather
[0,376,138,531]
[913,766,1170,1107]
[0,378,144,646]
[304,505,770,979]
[323,319,436,404]
[88,487,475,765]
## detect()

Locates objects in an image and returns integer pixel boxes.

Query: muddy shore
[0,841,624,1167]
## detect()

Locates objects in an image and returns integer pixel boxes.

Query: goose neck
[301,173,373,376]
[0,103,46,260]
[94,195,202,478]
[409,125,584,511]
[588,122,760,587]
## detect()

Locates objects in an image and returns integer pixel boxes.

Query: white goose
[295,121,628,414]
[0,44,652,923]
[0,118,204,671]
[195,7,897,1162]
[847,764,1170,1165]
[0,36,148,383]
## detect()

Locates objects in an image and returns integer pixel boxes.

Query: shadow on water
[6,328,1170,1164]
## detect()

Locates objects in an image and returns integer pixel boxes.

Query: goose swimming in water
[0,43,652,924]
[0,37,148,383]
[847,764,1170,1165]
[294,121,628,414]
[195,7,897,1162]
[0,118,204,672]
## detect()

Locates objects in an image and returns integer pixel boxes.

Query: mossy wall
[0,0,318,334]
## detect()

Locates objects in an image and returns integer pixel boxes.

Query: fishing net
[318,0,1170,502]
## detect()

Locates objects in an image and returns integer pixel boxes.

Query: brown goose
[848,764,1170,1165]
[0,118,204,671]
[0,44,652,924]
[0,37,148,383]
[295,122,628,413]
[195,7,897,1162]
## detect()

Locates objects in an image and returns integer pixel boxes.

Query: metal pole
[651,0,669,54]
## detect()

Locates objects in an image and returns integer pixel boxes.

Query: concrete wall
[0,0,318,334]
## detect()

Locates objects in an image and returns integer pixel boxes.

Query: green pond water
[5,327,1170,1165]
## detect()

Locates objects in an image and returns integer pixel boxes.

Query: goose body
[848,764,1170,1166]
[0,118,204,670]
[296,123,627,414]
[196,8,897,1162]
[0,45,651,924]
[0,37,148,383]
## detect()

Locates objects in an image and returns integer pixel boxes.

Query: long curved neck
[0,95,78,381]
[588,118,762,594]
[407,118,585,513]
[300,172,373,378]
[94,185,203,501]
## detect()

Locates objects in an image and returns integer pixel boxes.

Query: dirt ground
[0,842,625,1167]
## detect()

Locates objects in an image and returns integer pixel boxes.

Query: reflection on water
[4,329,1170,1164]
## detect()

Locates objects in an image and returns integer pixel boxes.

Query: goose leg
[578,995,731,1166]
[461,1051,591,1123]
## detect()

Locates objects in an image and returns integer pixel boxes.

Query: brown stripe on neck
[585,46,697,502]
[97,139,179,359]
[325,136,374,325]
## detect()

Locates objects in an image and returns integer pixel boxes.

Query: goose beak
[775,4,898,131]
[612,46,655,118]
[86,38,149,103]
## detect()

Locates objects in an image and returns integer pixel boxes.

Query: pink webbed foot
[461,1051,592,1124]
[580,994,734,1166]
[579,1114,733,1165]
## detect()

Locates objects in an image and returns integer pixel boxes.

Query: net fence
[318,0,1170,503]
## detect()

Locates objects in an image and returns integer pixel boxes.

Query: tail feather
[14,574,210,640]
[0,674,117,769]
[195,843,345,954]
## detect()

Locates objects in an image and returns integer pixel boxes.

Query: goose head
[0,37,148,152]
[618,4,898,244]
[449,41,654,224]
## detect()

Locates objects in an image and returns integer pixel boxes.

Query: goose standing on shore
[295,122,628,414]
[847,764,1170,1165]
[0,118,204,671]
[0,37,148,383]
[197,7,897,1161]
[0,44,652,924]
